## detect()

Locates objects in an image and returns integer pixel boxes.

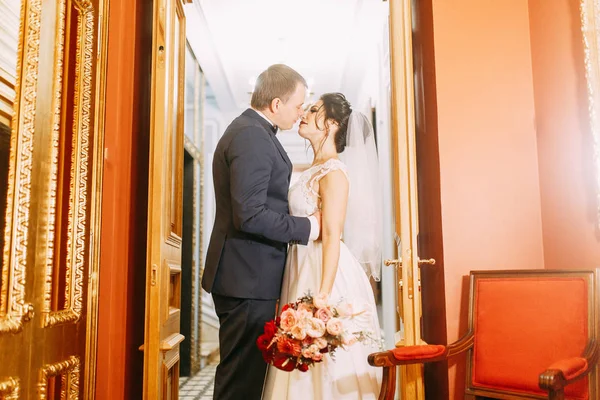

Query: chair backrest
[466,269,599,399]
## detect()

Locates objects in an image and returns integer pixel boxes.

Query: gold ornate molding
[85,0,110,395]
[38,356,80,399]
[43,0,95,328]
[0,377,20,399]
[1,0,42,334]
[580,0,600,229]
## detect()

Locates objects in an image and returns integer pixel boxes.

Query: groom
[202,64,320,400]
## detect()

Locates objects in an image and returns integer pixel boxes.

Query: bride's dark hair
[319,93,352,153]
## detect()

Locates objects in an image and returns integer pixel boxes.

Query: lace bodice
[288,158,348,217]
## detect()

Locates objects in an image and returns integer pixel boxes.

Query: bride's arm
[318,170,349,295]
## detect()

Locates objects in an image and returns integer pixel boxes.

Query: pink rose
[301,345,314,358]
[315,307,333,323]
[290,325,307,340]
[306,318,326,338]
[313,293,329,309]
[314,337,328,349]
[326,318,343,336]
[312,352,324,362]
[302,344,320,359]
[280,309,298,332]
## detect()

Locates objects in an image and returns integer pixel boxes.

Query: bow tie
[270,124,278,134]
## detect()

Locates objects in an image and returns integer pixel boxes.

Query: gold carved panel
[42,0,95,328]
[0,377,19,399]
[1,0,106,397]
[38,356,80,399]
[1,0,42,334]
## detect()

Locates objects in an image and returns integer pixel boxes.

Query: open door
[387,2,425,396]
[386,0,448,398]
[142,0,187,398]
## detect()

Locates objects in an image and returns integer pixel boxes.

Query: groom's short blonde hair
[251,64,307,110]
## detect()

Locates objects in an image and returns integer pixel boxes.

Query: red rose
[281,303,292,313]
[273,354,296,372]
[264,320,277,339]
[256,334,273,352]
[297,363,309,372]
[262,348,275,363]
[277,336,302,356]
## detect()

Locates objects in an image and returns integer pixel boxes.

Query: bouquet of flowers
[256,292,374,372]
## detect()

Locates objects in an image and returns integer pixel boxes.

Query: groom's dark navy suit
[202,109,312,399]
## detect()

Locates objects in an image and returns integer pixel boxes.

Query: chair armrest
[368,332,474,367]
[368,333,474,400]
[539,339,600,393]
[368,344,447,367]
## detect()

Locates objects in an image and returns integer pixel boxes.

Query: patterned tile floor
[179,362,217,400]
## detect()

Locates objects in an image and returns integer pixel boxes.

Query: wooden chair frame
[369,269,600,400]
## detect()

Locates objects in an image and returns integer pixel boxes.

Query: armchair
[369,269,600,400]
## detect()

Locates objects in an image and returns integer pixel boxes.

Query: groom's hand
[312,210,322,240]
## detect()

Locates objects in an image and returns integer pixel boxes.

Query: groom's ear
[270,98,281,113]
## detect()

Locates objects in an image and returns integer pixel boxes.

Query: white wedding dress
[262,158,382,400]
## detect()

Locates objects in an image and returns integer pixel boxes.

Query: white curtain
[580,0,600,229]
[0,0,20,79]
[0,0,20,127]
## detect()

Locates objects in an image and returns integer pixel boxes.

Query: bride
[262,93,383,399]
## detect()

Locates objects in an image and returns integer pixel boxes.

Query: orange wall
[431,1,546,397]
[529,0,600,270]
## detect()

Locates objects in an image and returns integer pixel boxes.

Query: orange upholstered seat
[368,269,600,400]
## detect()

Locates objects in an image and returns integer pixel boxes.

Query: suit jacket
[202,109,311,299]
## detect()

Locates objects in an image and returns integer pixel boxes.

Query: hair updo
[319,93,352,153]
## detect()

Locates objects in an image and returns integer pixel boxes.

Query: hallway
[179,361,218,400]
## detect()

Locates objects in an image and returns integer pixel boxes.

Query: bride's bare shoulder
[318,168,348,197]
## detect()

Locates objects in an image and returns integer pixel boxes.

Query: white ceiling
[185,0,388,164]
[200,0,360,108]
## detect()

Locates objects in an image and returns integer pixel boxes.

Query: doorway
[178,0,449,398]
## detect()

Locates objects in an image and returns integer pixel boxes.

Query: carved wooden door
[0,0,106,398]
[142,0,186,398]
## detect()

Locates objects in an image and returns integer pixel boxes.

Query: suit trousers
[212,293,278,400]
